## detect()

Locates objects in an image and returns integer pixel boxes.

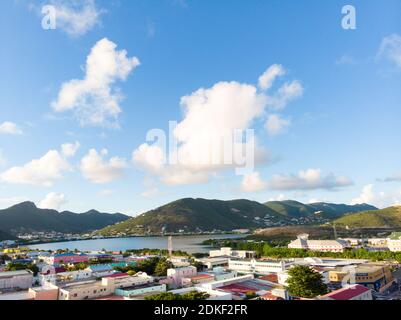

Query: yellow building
[329,264,394,293]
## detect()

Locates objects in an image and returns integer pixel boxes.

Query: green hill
[97,198,376,236]
[265,200,377,219]
[0,202,130,235]
[334,206,401,228]
[97,198,287,236]
[0,230,18,241]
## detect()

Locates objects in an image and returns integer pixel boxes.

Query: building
[387,232,401,252]
[288,234,347,252]
[85,264,116,278]
[115,283,166,298]
[319,284,372,300]
[169,286,232,300]
[39,267,93,286]
[166,266,197,288]
[58,272,154,300]
[328,264,395,293]
[40,252,89,265]
[168,256,191,267]
[209,248,255,259]
[203,275,288,300]
[228,259,294,275]
[196,257,229,269]
[0,270,33,291]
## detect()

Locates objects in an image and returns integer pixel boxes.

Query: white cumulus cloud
[38,192,67,210]
[52,38,140,128]
[267,169,353,191]
[133,65,302,186]
[351,184,401,208]
[241,172,267,193]
[80,149,127,184]
[0,122,23,135]
[61,141,81,157]
[0,147,71,187]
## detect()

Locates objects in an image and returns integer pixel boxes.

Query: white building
[39,268,93,286]
[209,248,255,259]
[0,270,33,290]
[228,259,293,275]
[387,233,401,252]
[196,257,229,269]
[199,274,254,291]
[169,286,232,300]
[288,234,347,252]
[58,272,154,300]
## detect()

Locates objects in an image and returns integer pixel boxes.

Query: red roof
[218,284,257,295]
[259,274,278,283]
[107,272,129,278]
[323,285,370,300]
[260,292,283,300]
[93,295,125,301]
[189,274,214,281]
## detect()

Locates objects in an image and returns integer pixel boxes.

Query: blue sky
[0,0,400,215]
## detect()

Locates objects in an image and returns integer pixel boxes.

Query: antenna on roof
[168,236,173,257]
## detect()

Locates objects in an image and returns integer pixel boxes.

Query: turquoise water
[28,234,247,253]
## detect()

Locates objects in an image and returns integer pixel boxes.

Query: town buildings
[228,259,294,275]
[387,232,401,252]
[209,247,255,259]
[288,234,348,252]
[319,284,372,300]
[0,270,33,291]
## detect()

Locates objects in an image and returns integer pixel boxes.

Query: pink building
[43,253,89,265]
[166,266,197,288]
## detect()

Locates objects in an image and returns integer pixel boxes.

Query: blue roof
[88,264,113,272]
[55,253,87,257]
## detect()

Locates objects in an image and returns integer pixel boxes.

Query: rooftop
[0,270,32,278]
[322,285,370,300]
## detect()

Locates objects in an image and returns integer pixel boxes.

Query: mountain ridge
[0,202,130,235]
[96,198,378,236]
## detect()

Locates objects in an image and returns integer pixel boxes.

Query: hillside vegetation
[97,198,377,236]
[334,206,401,228]
[0,202,130,235]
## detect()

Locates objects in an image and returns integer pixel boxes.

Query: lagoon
[28,234,247,253]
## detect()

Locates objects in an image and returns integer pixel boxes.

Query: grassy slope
[334,206,401,228]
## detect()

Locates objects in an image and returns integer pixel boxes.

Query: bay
[28,234,247,253]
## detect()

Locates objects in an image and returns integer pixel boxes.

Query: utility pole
[168,236,173,258]
[333,222,338,240]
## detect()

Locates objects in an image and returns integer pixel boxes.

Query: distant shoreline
[25,233,249,248]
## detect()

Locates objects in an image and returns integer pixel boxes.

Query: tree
[286,265,328,299]
[154,258,173,276]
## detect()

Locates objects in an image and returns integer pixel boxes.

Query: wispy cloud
[43,0,104,37]
[267,169,353,191]
[0,121,23,135]
[377,33,401,69]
